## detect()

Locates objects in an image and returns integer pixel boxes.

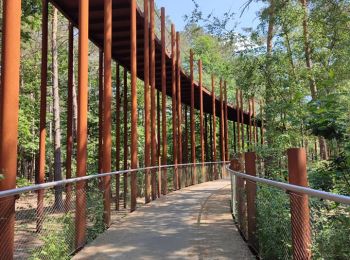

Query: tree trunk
[52,8,63,209]
[300,0,328,160]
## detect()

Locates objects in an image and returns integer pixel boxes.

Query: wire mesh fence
[0,162,227,259]
[229,168,350,260]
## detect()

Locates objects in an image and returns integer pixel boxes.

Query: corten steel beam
[236,89,241,152]
[65,23,74,212]
[157,89,161,197]
[177,32,183,189]
[0,0,21,258]
[161,7,168,195]
[260,100,264,145]
[199,60,205,164]
[130,0,138,212]
[98,50,104,175]
[115,64,121,211]
[224,81,228,160]
[212,75,217,165]
[184,105,189,186]
[102,0,112,227]
[219,79,225,162]
[171,24,178,190]
[240,91,245,151]
[190,50,196,184]
[252,98,257,146]
[144,0,151,203]
[75,0,89,249]
[245,152,258,251]
[123,68,128,209]
[233,121,237,154]
[287,148,312,260]
[249,98,252,150]
[37,0,48,233]
[150,0,157,200]
[204,114,209,161]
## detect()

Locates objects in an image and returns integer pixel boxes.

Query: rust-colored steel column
[102,0,112,226]
[219,79,225,161]
[130,0,138,212]
[199,60,205,163]
[224,81,228,160]
[287,148,312,260]
[98,50,104,174]
[240,91,245,151]
[0,0,21,258]
[236,89,241,152]
[184,105,189,186]
[115,64,121,211]
[190,50,196,184]
[144,0,151,203]
[177,32,183,188]
[123,68,128,209]
[245,152,258,251]
[260,100,264,145]
[65,23,74,212]
[233,121,237,154]
[150,0,157,200]
[212,75,217,179]
[171,24,178,190]
[75,0,89,249]
[37,0,48,233]
[248,98,252,149]
[252,98,257,146]
[161,7,168,195]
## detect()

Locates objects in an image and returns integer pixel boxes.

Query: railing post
[245,152,258,252]
[287,148,311,260]
[230,155,245,237]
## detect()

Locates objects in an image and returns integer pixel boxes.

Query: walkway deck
[74,179,253,260]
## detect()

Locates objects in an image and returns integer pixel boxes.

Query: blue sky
[155,0,265,34]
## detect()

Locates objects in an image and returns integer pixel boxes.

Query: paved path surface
[74,179,253,260]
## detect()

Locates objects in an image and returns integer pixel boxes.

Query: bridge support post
[115,64,121,211]
[211,75,217,180]
[219,79,225,162]
[224,81,228,160]
[244,152,258,252]
[130,0,138,212]
[190,50,196,185]
[0,0,22,258]
[123,68,128,209]
[199,60,205,182]
[177,32,183,189]
[230,155,246,238]
[75,0,89,249]
[287,148,311,260]
[161,7,168,195]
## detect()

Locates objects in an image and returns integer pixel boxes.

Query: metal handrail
[226,166,350,205]
[0,161,229,198]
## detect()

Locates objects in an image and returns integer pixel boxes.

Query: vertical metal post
[212,75,217,179]
[37,0,48,233]
[252,97,257,146]
[224,81,228,160]
[240,91,244,151]
[65,23,74,211]
[171,24,178,190]
[123,68,128,209]
[76,0,89,249]
[249,98,252,150]
[199,60,204,163]
[102,0,112,226]
[236,89,241,152]
[287,148,311,260]
[144,0,151,203]
[190,50,196,184]
[0,0,21,258]
[245,152,258,251]
[161,7,168,195]
[115,64,121,211]
[130,0,138,212]
[184,105,189,186]
[220,79,225,161]
[176,32,183,188]
[98,50,104,174]
[260,100,264,146]
[233,121,237,154]
[150,0,157,200]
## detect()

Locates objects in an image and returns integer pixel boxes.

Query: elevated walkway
[74,179,253,259]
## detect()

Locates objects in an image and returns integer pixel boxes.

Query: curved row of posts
[0,0,263,259]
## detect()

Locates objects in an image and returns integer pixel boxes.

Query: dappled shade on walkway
[74,179,253,259]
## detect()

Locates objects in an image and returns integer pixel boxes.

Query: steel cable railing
[0,162,228,259]
[227,165,350,260]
